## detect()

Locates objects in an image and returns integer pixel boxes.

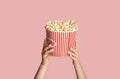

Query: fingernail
[54,43,57,46]
[68,51,70,54]
[49,44,52,47]
[51,49,54,51]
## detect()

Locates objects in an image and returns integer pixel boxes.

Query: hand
[68,47,79,64]
[41,38,55,66]
[68,40,79,64]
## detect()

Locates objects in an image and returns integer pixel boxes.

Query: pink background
[0,0,120,79]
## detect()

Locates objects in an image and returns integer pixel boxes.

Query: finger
[68,51,77,57]
[44,45,54,52]
[45,49,54,55]
[46,52,53,60]
[42,44,55,55]
[43,49,54,58]
[70,48,77,54]
[69,48,79,57]
[69,54,75,60]
[47,52,53,57]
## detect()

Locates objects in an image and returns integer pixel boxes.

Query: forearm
[73,61,87,79]
[34,63,47,79]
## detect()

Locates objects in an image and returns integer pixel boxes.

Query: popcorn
[45,20,78,32]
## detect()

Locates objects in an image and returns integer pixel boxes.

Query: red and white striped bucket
[46,29,77,57]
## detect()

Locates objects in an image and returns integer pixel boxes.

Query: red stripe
[71,32,73,48]
[57,33,60,56]
[53,32,55,55]
[54,32,56,56]
[59,32,61,56]
[48,31,50,46]
[57,32,58,56]
[64,32,66,56]
[55,32,58,53]
[63,32,64,56]
[68,32,71,50]
[66,33,68,56]
[55,32,56,56]
[60,32,62,56]
[59,32,60,56]
[51,32,53,55]
[66,33,69,54]
[64,33,66,56]
[74,32,76,48]
[73,32,74,48]
[72,32,74,48]
[52,32,53,55]
[69,32,71,49]
[54,32,55,56]
[62,32,64,56]
[57,32,59,56]
[65,33,67,56]
[60,32,63,56]
[61,32,64,56]
[58,32,59,56]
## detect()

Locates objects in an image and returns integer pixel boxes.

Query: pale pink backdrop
[0,0,120,79]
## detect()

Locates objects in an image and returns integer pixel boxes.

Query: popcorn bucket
[46,29,77,57]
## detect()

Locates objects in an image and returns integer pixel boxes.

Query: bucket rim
[45,28,79,33]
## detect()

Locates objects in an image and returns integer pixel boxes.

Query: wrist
[41,60,49,66]
[72,59,80,65]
